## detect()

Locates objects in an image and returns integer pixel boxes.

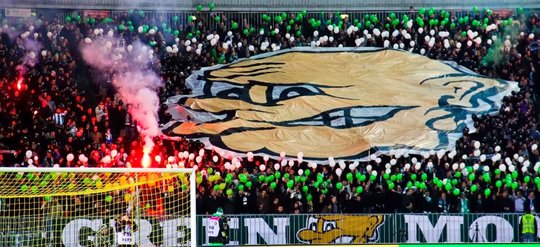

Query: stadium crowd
[0,6,539,216]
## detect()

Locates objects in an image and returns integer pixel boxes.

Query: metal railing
[0,0,539,11]
[46,10,491,31]
[0,0,193,11]
[195,0,540,11]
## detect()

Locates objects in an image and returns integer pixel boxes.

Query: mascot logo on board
[166,48,516,160]
[296,215,384,244]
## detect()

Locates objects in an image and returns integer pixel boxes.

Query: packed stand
[0,6,538,215]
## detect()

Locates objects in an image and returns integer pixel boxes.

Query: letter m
[404,215,463,243]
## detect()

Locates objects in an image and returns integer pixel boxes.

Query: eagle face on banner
[165,48,517,161]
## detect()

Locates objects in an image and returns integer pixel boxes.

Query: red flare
[16,77,23,91]
[142,153,151,168]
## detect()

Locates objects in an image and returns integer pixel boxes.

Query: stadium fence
[41,9,524,31]
[0,0,539,11]
[196,213,532,245]
[0,212,534,245]
[0,167,197,247]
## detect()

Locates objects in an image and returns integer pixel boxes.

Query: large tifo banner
[164,48,518,161]
[1,214,539,245]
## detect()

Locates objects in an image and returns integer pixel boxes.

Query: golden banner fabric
[165,48,518,161]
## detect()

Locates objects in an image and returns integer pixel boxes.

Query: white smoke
[2,24,44,84]
[80,36,163,152]
[20,37,42,67]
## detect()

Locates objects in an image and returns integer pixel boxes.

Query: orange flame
[16,77,23,91]
[142,153,151,168]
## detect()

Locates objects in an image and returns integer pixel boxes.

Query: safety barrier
[0,0,539,11]
[195,0,540,11]
[1,6,533,30]
[46,9,504,31]
[0,213,536,245]
[0,0,192,11]
[196,213,538,245]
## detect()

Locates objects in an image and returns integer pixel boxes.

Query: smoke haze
[80,36,164,151]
